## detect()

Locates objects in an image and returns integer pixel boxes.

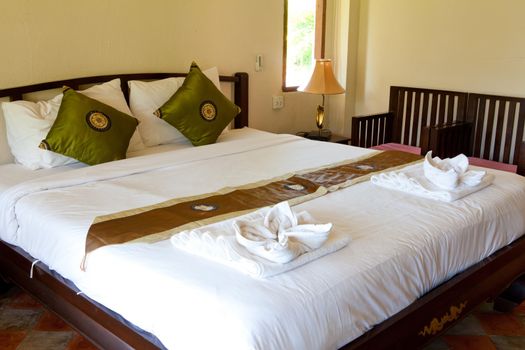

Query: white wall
[353,0,525,117]
[0,0,322,134]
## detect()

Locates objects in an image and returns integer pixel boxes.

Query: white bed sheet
[1,128,524,350]
[0,130,228,194]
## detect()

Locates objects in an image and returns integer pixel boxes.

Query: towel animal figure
[234,201,332,264]
[171,201,347,278]
[423,151,486,190]
[370,151,494,202]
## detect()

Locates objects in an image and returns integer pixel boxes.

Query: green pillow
[40,88,139,165]
[155,62,240,146]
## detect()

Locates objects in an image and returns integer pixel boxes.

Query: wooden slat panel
[473,98,486,158]
[372,119,381,145]
[457,94,467,122]
[403,91,413,144]
[421,93,430,127]
[503,102,517,163]
[366,119,373,148]
[447,95,455,123]
[493,100,506,162]
[429,93,438,127]
[513,103,525,165]
[393,90,405,143]
[483,99,496,159]
[378,117,385,144]
[438,93,447,125]
[410,92,421,146]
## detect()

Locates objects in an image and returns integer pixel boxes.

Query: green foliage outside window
[286,0,316,88]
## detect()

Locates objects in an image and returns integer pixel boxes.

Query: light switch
[255,54,263,72]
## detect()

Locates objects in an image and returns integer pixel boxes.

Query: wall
[0,0,321,134]
[353,0,525,117]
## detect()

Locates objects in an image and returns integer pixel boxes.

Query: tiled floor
[424,300,525,349]
[0,285,524,350]
[0,286,97,350]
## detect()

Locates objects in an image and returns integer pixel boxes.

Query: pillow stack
[1,62,240,169]
[1,79,143,169]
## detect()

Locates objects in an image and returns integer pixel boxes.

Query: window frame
[282,0,326,92]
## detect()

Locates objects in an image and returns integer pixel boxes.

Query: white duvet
[1,128,525,350]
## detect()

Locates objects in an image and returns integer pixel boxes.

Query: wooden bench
[351,86,525,175]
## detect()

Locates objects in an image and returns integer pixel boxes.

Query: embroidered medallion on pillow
[40,88,139,165]
[155,62,240,146]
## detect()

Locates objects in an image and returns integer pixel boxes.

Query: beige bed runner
[83,150,421,265]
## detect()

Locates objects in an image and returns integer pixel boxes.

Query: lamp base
[306,129,332,141]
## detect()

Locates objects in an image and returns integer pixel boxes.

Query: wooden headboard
[0,72,249,129]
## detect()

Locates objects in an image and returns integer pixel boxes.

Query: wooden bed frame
[351,86,525,176]
[0,76,524,349]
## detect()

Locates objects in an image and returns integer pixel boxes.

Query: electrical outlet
[272,95,284,109]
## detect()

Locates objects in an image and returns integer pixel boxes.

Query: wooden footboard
[351,112,393,148]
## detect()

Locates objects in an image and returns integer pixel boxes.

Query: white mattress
[1,128,524,350]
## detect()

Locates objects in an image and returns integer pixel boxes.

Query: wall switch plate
[255,54,263,72]
[272,95,284,109]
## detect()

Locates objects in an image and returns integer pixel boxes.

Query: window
[283,0,326,92]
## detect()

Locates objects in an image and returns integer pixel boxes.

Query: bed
[0,72,524,350]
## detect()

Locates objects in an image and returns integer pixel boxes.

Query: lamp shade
[298,59,345,95]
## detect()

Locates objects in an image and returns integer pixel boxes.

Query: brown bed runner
[84,150,421,263]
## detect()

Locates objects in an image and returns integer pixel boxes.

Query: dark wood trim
[282,0,290,92]
[315,0,327,60]
[518,142,525,176]
[234,72,249,128]
[0,72,249,129]
[0,242,160,350]
[282,0,326,92]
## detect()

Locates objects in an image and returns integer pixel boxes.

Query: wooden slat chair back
[466,93,525,166]
[389,86,468,147]
[351,87,468,149]
[350,112,393,148]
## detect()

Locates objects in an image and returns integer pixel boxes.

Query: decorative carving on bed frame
[351,86,525,176]
[418,301,468,337]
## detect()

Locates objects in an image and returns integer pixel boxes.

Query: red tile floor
[0,286,97,350]
[0,285,524,349]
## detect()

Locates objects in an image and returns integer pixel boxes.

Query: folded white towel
[234,201,333,264]
[371,160,494,202]
[423,151,486,190]
[171,202,349,278]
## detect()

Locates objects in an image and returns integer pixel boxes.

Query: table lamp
[298,59,345,140]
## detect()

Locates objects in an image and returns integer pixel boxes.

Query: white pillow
[129,67,221,147]
[1,79,144,170]
[0,100,14,165]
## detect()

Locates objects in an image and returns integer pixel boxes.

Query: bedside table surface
[328,134,351,145]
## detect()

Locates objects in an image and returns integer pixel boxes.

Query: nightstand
[298,132,350,145]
